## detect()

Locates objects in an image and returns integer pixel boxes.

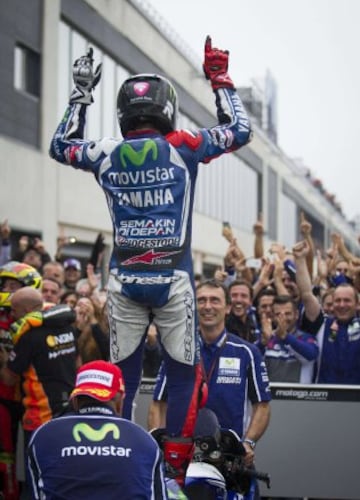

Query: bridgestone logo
[61,445,131,457]
[76,369,113,387]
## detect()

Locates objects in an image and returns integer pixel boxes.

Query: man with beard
[293,239,360,384]
[225,280,260,343]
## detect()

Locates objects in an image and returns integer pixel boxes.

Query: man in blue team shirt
[149,280,271,468]
[258,295,319,384]
[27,361,168,499]
[293,239,360,384]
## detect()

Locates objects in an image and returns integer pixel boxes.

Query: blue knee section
[116,341,144,420]
[163,352,196,436]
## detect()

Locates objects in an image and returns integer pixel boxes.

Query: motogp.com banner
[270,383,360,402]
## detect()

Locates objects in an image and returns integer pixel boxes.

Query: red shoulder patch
[166,130,203,150]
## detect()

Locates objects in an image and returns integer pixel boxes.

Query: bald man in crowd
[9,287,43,320]
[0,287,78,495]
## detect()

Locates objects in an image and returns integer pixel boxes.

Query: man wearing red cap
[27,361,169,499]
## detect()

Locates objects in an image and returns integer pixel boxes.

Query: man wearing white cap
[63,258,82,291]
[27,361,168,499]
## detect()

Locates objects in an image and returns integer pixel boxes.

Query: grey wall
[0,0,42,147]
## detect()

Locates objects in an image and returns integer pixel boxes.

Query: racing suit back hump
[28,410,168,499]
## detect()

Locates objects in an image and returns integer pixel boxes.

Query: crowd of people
[1,207,359,498]
[1,35,360,499]
[213,214,360,386]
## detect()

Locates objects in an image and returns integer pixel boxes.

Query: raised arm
[299,211,314,279]
[253,213,265,259]
[49,48,109,172]
[293,240,321,321]
[331,233,360,266]
[199,36,252,162]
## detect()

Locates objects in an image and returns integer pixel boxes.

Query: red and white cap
[70,360,125,402]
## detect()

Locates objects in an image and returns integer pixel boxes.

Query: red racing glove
[203,36,235,91]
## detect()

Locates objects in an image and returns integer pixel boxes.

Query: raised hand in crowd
[86,263,99,292]
[316,249,328,281]
[223,237,253,284]
[214,266,229,283]
[300,211,314,278]
[272,252,290,297]
[0,219,11,241]
[224,238,240,267]
[269,242,286,262]
[18,236,51,271]
[332,232,360,267]
[55,236,66,262]
[75,297,97,331]
[273,309,288,341]
[75,297,109,362]
[253,258,274,299]
[325,234,340,274]
[299,211,312,237]
[32,237,46,254]
[253,212,264,259]
[18,235,30,254]
[259,311,273,347]
[312,249,329,295]
[292,239,321,321]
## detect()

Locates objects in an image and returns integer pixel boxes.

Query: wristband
[243,438,256,450]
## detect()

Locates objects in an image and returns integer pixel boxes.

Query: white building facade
[0,0,358,276]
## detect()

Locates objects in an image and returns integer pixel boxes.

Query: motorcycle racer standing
[49,36,252,484]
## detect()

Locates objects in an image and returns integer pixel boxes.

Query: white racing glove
[69,47,102,105]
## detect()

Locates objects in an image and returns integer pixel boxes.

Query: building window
[14,44,41,97]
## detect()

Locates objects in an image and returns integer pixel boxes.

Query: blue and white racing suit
[49,85,252,435]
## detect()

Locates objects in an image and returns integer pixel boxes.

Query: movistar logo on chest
[60,422,132,458]
[105,140,178,208]
[108,165,176,208]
